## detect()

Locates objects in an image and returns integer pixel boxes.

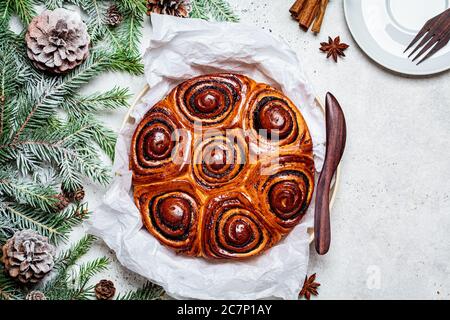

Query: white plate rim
[343,0,450,76]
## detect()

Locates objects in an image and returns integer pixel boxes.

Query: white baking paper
[87,14,326,300]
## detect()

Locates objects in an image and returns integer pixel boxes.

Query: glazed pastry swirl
[130,107,190,183]
[135,182,200,255]
[245,86,306,149]
[175,74,244,127]
[250,155,315,232]
[192,131,247,189]
[203,192,272,259]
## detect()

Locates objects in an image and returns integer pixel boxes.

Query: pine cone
[73,188,85,202]
[26,290,47,300]
[146,0,191,18]
[62,186,85,202]
[54,194,70,211]
[25,8,90,74]
[1,230,55,284]
[106,5,123,26]
[75,208,89,219]
[95,279,116,300]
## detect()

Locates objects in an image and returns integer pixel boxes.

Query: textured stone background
[64,0,449,299]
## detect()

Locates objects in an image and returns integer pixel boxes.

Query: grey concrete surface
[57,0,449,299]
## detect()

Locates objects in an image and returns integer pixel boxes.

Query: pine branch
[3,128,112,189]
[115,0,146,15]
[46,257,109,300]
[0,41,30,140]
[108,49,144,75]
[44,233,95,291]
[0,267,24,300]
[0,216,15,243]
[43,234,110,300]
[60,51,112,93]
[44,0,64,10]
[116,282,165,300]
[206,0,239,22]
[0,168,58,212]
[12,78,66,141]
[0,0,14,22]
[114,3,145,56]
[0,199,86,244]
[55,234,96,272]
[55,115,118,161]
[0,95,5,139]
[80,0,110,43]
[0,202,62,243]
[89,120,118,160]
[63,86,130,116]
[55,234,97,274]
[190,0,209,20]
[5,0,37,25]
[76,257,109,293]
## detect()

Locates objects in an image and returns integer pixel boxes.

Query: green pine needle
[0,168,58,212]
[207,0,239,22]
[115,0,146,16]
[54,234,97,273]
[76,257,110,293]
[64,87,131,115]
[6,0,37,25]
[117,282,165,300]
[190,0,239,22]
[0,200,85,244]
[43,234,110,300]
[0,266,24,300]
[190,0,209,20]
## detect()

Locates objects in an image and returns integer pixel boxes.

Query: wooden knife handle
[314,93,347,255]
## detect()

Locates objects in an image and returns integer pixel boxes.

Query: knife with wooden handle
[315,93,347,255]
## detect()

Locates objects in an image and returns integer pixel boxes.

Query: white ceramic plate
[344,0,450,76]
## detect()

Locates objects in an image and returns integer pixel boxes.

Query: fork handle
[314,93,347,255]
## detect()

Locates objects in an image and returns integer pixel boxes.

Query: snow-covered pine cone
[26,291,47,300]
[106,5,124,26]
[1,230,56,284]
[25,8,90,74]
[146,0,191,18]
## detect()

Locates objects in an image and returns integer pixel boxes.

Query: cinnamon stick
[298,0,320,30]
[289,0,307,19]
[312,0,329,33]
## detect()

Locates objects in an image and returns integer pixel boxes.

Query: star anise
[320,36,349,62]
[299,273,320,300]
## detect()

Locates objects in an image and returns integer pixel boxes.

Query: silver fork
[404,8,450,65]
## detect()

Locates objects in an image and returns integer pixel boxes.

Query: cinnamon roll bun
[134,181,200,255]
[247,155,315,233]
[173,74,247,129]
[192,130,248,190]
[244,85,308,151]
[131,73,315,259]
[203,192,274,259]
[130,106,190,183]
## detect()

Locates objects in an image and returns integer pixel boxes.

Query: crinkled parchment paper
[88,14,326,300]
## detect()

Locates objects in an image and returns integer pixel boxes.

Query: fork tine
[408,31,435,57]
[417,38,450,65]
[404,23,431,53]
[411,36,440,62]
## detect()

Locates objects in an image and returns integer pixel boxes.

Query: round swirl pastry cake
[130,73,315,260]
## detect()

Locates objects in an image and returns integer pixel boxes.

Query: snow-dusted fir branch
[116,282,165,300]
[190,0,239,22]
